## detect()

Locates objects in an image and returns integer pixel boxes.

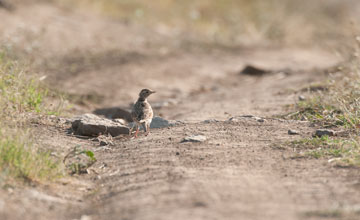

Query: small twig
[63,146,77,163]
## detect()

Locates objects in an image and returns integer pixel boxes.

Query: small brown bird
[131,89,156,138]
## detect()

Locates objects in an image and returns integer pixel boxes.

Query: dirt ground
[1,2,360,220]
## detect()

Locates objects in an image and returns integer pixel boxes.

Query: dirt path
[83,120,360,220]
[1,3,360,220]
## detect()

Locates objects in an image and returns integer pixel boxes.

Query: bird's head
[139,88,156,99]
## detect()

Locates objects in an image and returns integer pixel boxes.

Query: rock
[298,95,306,101]
[150,116,182,129]
[228,115,265,123]
[240,65,270,76]
[202,119,219,123]
[228,117,240,122]
[240,115,255,118]
[254,117,265,122]
[314,129,336,137]
[181,135,207,143]
[72,114,130,137]
[288,129,300,135]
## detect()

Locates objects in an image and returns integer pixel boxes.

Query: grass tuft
[285,44,360,131]
[0,130,62,182]
[0,51,64,183]
[290,136,360,166]
[0,52,48,116]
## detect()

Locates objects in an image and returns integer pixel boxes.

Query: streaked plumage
[131,89,155,137]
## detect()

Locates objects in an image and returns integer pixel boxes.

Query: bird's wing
[131,101,153,123]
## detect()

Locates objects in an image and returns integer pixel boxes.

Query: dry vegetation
[284,38,360,166]
[0,52,63,183]
[57,0,352,47]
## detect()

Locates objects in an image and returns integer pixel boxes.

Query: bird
[130,89,156,138]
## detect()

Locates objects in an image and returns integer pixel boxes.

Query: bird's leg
[134,125,139,138]
[145,123,150,136]
[129,123,134,135]
[141,122,148,136]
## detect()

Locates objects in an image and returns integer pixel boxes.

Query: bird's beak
[151,90,156,94]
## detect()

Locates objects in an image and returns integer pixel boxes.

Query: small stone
[254,117,265,122]
[314,129,336,137]
[240,65,270,76]
[228,117,240,122]
[228,115,265,122]
[150,116,182,129]
[241,115,255,118]
[97,135,114,146]
[202,119,219,123]
[288,129,299,135]
[181,135,207,143]
[176,152,180,156]
[300,115,307,121]
[298,95,306,101]
[58,117,68,124]
[99,140,108,146]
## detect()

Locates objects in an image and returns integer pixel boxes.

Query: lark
[130,89,156,138]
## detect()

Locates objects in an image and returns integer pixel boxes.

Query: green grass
[285,46,360,131]
[63,146,97,175]
[0,130,62,182]
[287,96,345,128]
[281,36,360,166]
[290,136,360,166]
[0,51,64,183]
[287,86,360,130]
[0,52,47,115]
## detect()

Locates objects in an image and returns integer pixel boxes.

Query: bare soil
[1,3,360,220]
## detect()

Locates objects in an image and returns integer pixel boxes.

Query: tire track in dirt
[78,119,360,220]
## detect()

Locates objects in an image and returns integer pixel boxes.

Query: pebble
[288,129,300,135]
[181,135,207,143]
[228,115,265,123]
[298,95,306,101]
[314,129,336,137]
[202,119,219,123]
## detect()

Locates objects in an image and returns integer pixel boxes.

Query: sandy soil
[1,2,360,220]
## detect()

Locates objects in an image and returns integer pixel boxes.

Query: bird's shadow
[93,107,133,122]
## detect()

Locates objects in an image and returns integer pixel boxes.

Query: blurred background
[54,0,359,48]
[0,0,359,118]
